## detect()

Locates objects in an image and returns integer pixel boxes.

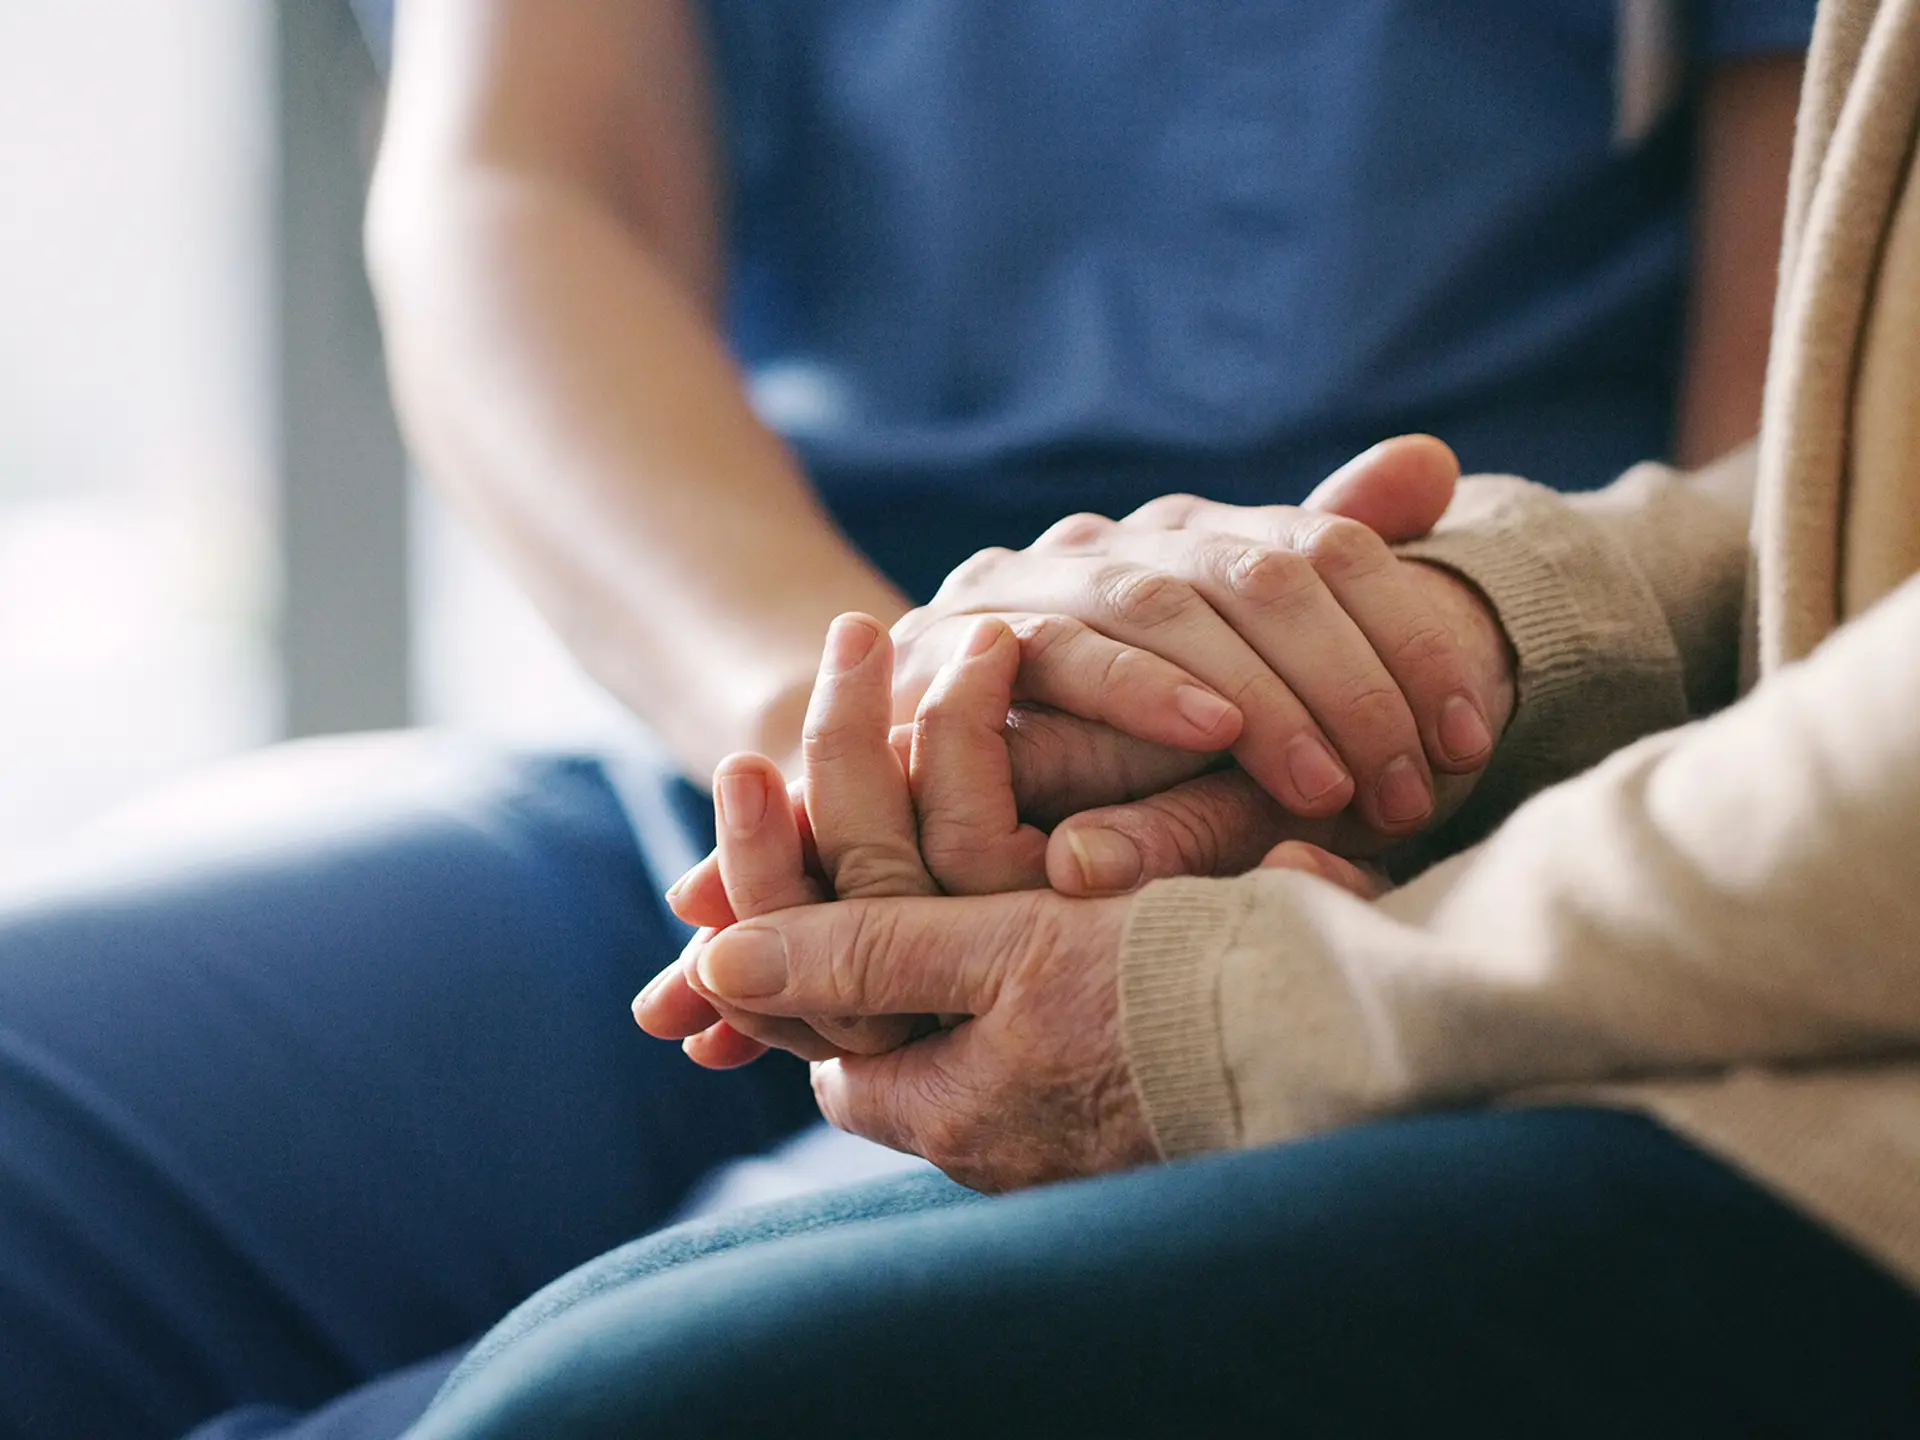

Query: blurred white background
[0,1,621,862]
[0,0,276,854]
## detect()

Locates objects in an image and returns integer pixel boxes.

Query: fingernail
[664,868,691,901]
[715,772,767,836]
[699,927,788,999]
[963,618,1000,658]
[1065,828,1144,894]
[1173,685,1236,737]
[1376,755,1432,826]
[1285,737,1350,804]
[632,965,672,1019]
[823,616,878,673]
[1438,695,1493,765]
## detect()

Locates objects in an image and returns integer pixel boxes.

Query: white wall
[0,2,275,852]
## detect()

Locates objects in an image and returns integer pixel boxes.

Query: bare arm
[366,0,909,779]
[1673,54,1803,467]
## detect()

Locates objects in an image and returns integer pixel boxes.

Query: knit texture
[1120,0,1920,1292]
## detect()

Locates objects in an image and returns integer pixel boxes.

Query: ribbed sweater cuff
[1118,878,1244,1159]
[1396,475,1690,853]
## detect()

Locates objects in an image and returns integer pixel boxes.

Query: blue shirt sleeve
[1695,0,1820,62]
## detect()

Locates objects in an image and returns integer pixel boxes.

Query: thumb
[1302,434,1458,543]
[695,893,1029,1018]
[1046,770,1298,896]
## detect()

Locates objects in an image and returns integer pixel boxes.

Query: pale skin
[369,0,1798,804]
[636,607,1381,1190]
[371,1,1804,1192]
[639,447,1491,1074]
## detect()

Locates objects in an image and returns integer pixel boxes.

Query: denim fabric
[414,1109,1920,1440]
[0,736,819,1440]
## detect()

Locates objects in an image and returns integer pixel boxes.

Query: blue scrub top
[706,0,1816,599]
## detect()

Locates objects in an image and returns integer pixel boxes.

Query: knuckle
[1096,642,1153,704]
[1225,669,1295,726]
[832,904,894,998]
[932,546,1013,599]
[919,819,1005,884]
[1328,677,1412,739]
[829,842,930,901]
[1224,544,1318,611]
[800,716,869,767]
[1005,709,1076,796]
[1298,515,1390,580]
[1384,619,1461,681]
[1129,796,1226,877]
[910,697,973,747]
[1095,566,1198,631]
[1008,613,1083,665]
[1124,492,1204,529]
[1035,511,1114,549]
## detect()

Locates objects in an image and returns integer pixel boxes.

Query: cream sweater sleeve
[1122,569,1920,1160]
[1392,446,1756,856]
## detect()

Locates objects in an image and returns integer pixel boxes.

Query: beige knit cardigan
[1118,0,1920,1289]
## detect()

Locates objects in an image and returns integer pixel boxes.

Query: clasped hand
[635,437,1511,1190]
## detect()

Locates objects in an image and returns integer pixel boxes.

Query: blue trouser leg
[0,736,818,1440]
[416,1108,1920,1440]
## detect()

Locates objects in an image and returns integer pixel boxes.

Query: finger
[695,1006,847,1064]
[1171,529,1436,834]
[910,619,1050,895]
[946,558,1356,818]
[1258,840,1390,900]
[1300,434,1459,541]
[804,614,940,900]
[681,1021,771,1071]
[665,851,733,930]
[695,892,1033,1019]
[1109,497,1492,787]
[667,772,818,930]
[633,953,725,1039]
[1045,770,1298,895]
[1004,708,1218,829]
[1303,528,1497,776]
[674,913,917,1059]
[1006,613,1243,752]
[1237,438,1491,778]
[916,539,1360,819]
[713,753,827,918]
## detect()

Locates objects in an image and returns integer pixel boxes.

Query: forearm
[368,171,908,776]
[1125,573,1920,1157]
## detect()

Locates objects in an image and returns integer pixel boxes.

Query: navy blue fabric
[0,737,818,1440]
[703,0,1819,600]
[361,1,1817,603]
[416,1109,1920,1440]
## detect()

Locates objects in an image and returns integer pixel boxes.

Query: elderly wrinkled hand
[635,608,1056,1067]
[634,607,1381,1187]
[696,879,1148,1192]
